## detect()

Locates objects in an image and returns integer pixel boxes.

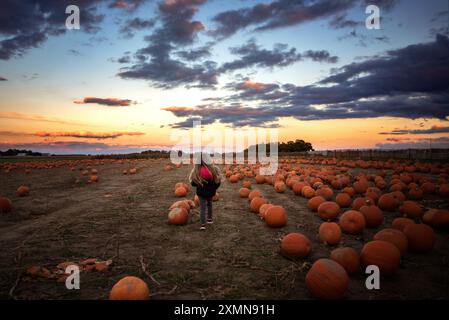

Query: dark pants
[199,196,212,225]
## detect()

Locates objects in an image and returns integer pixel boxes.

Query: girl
[189,153,221,231]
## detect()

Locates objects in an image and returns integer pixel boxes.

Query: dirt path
[0,159,448,299]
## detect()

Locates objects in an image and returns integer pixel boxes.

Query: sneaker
[206,218,213,224]
[200,225,206,231]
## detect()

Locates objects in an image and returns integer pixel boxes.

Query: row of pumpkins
[226,162,447,299]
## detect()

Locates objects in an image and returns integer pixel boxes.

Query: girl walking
[189,153,221,230]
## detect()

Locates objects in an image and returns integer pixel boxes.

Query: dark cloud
[34,131,144,139]
[379,125,449,135]
[74,97,136,106]
[329,14,360,29]
[117,0,219,88]
[175,44,212,61]
[219,40,338,73]
[109,0,146,11]
[211,0,357,38]
[117,55,131,63]
[68,49,81,56]
[163,35,449,127]
[0,0,106,60]
[0,76,7,81]
[376,137,449,149]
[119,17,155,38]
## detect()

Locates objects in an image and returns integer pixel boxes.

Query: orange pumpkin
[335,193,352,207]
[168,207,189,225]
[109,276,150,300]
[351,197,372,210]
[399,201,423,218]
[316,187,334,201]
[339,210,366,234]
[438,183,449,197]
[308,196,326,212]
[255,175,265,184]
[248,190,262,201]
[0,196,12,213]
[305,259,349,300]
[423,209,449,229]
[403,224,436,253]
[242,181,252,189]
[392,217,415,232]
[374,228,408,255]
[169,200,190,212]
[359,203,383,228]
[265,206,287,228]
[353,180,368,194]
[342,187,355,197]
[229,175,239,183]
[174,186,187,197]
[330,247,360,274]
[239,188,251,198]
[259,203,274,219]
[250,197,268,213]
[360,240,400,276]
[292,182,307,195]
[17,186,30,197]
[317,201,341,220]
[319,222,341,245]
[302,186,316,199]
[408,187,423,200]
[280,233,311,258]
[274,181,286,193]
[378,193,398,212]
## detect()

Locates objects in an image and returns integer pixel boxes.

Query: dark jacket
[191,179,220,199]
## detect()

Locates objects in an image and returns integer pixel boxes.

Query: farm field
[0,157,448,300]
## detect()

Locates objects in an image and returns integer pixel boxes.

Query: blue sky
[0,0,448,154]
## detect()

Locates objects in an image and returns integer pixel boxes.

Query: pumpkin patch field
[0,157,448,300]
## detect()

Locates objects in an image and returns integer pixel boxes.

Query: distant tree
[245,139,314,154]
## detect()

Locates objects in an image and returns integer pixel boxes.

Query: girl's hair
[189,152,221,186]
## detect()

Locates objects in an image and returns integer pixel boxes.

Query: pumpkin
[265,206,287,228]
[17,186,30,197]
[169,200,190,212]
[292,182,307,195]
[339,210,366,234]
[250,197,268,213]
[342,187,355,197]
[242,181,252,189]
[438,183,449,197]
[280,233,311,258]
[90,175,99,183]
[174,186,187,197]
[360,203,383,228]
[302,186,316,199]
[403,224,436,253]
[330,247,360,274]
[351,197,372,210]
[0,197,12,213]
[392,217,415,232]
[229,175,239,183]
[374,228,408,255]
[316,187,333,201]
[308,196,326,212]
[408,187,423,200]
[255,175,265,184]
[239,188,251,198]
[317,201,341,220]
[319,222,341,245]
[353,180,368,194]
[391,190,406,202]
[109,276,150,300]
[168,207,189,225]
[360,240,401,276]
[378,193,398,212]
[421,182,435,194]
[423,209,449,229]
[399,201,423,218]
[248,190,262,201]
[274,181,286,193]
[259,203,274,219]
[335,193,352,207]
[305,259,349,300]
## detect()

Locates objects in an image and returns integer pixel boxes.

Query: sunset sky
[0,0,448,154]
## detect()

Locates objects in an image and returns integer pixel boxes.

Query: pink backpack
[200,165,213,180]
